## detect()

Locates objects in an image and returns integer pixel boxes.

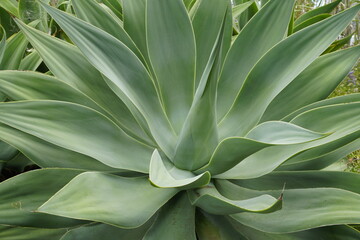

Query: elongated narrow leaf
[196,121,325,175]
[231,188,360,233]
[0,123,118,171]
[192,0,227,86]
[39,173,178,228]
[0,0,19,17]
[246,121,326,144]
[230,219,360,240]
[61,222,153,240]
[41,4,177,157]
[101,0,122,19]
[189,184,281,215]
[262,46,360,122]
[0,101,153,172]
[15,20,152,146]
[0,169,85,228]
[0,71,102,111]
[217,0,295,120]
[143,193,197,240]
[282,93,360,121]
[149,150,210,189]
[0,32,28,70]
[0,140,17,160]
[0,226,66,240]
[18,50,42,71]
[219,5,360,138]
[232,171,360,194]
[72,0,143,62]
[232,1,254,19]
[294,0,341,26]
[146,0,196,133]
[0,26,6,63]
[293,13,331,33]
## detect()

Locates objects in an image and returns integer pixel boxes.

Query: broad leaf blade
[38,173,178,228]
[0,101,153,173]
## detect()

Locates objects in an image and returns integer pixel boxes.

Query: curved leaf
[0,26,6,63]
[0,32,28,70]
[217,0,295,120]
[294,0,341,26]
[38,173,178,228]
[15,19,153,146]
[72,0,143,62]
[41,4,177,157]
[0,169,85,228]
[0,0,19,17]
[149,150,210,189]
[189,184,281,215]
[0,101,153,172]
[219,5,360,138]
[0,122,118,171]
[147,0,196,133]
[231,188,360,233]
[18,50,42,71]
[293,14,331,33]
[262,45,360,122]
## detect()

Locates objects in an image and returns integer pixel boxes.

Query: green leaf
[146,0,196,133]
[261,46,360,122]
[231,188,360,233]
[232,171,360,194]
[282,94,360,122]
[149,150,210,189]
[192,0,228,87]
[219,4,360,138]
[0,101,153,172]
[0,71,103,112]
[294,0,341,26]
[230,219,360,240]
[196,211,246,240]
[217,0,295,120]
[0,26,6,63]
[232,1,254,19]
[38,173,178,228]
[246,121,326,144]
[143,193,197,240]
[324,33,353,54]
[293,14,331,33]
[0,225,66,240]
[72,0,143,62]
[189,184,281,215]
[196,121,326,175]
[216,102,360,179]
[61,222,153,240]
[15,20,153,146]
[100,0,122,19]
[0,122,119,171]
[0,169,85,228]
[0,140,17,160]
[0,0,19,17]
[18,50,42,71]
[0,32,28,70]
[41,4,177,157]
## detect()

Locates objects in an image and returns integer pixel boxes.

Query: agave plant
[0,0,360,238]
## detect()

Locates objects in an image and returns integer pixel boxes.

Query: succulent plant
[0,0,360,239]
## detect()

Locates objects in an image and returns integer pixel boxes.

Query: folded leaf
[149,150,210,189]
[189,184,281,215]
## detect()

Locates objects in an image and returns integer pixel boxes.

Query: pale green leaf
[0,0,19,17]
[0,101,153,172]
[149,150,210,189]
[18,50,42,71]
[39,173,178,228]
